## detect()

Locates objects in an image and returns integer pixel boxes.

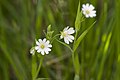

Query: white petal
[48,44,52,47]
[46,40,50,44]
[46,48,51,51]
[82,8,85,11]
[86,3,89,7]
[30,48,35,55]
[60,35,63,39]
[67,28,75,34]
[43,38,46,42]
[36,41,39,45]
[41,51,45,55]
[35,46,39,50]
[45,50,49,54]
[37,49,41,53]
[69,35,74,40]
[64,37,69,44]
[90,13,96,17]
[83,11,86,15]
[92,10,96,14]
[86,14,89,18]
[89,5,94,10]
[82,4,86,8]
[93,14,96,17]
[38,39,42,43]
[67,37,73,42]
[63,26,69,31]
[90,14,94,17]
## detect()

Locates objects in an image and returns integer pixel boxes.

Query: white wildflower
[35,38,52,55]
[82,3,96,18]
[60,26,75,44]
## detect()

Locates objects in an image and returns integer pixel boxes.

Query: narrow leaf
[32,55,37,80]
[75,1,82,31]
[74,53,80,75]
[74,21,96,52]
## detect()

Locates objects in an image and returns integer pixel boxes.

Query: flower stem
[72,31,80,80]
[33,56,43,80]
[51,34,61,43]
[56,39,73,53]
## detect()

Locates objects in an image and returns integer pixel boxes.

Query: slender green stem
[74,31,78,43]
[72,31,80,80]
[51,34,61,43]
[56,39,73,53]
[73,30,79,52]
[33,57,44,80]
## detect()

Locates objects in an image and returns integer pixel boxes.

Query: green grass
[0,0,120,80]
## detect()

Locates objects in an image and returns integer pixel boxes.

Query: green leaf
[103,32,112,54]
[97,32,112,80]
[74,21,96,52]
[75,1,82,31]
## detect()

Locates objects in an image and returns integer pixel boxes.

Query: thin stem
[73,31,78,51]
[72,30,80,80]
[33,57,43,80]
[74,31,78,43]
[51,34,61,43]
[56,39,73,53]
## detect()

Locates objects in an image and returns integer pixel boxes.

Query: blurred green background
[0,0,120,80]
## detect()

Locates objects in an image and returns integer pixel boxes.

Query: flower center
[85,10,90,14]
[40,44,45,49]
[62,32,67,37]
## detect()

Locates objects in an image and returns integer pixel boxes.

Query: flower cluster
[30,3,96,56]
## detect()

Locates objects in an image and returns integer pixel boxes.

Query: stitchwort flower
[82,3,96,18]
[35,38,52,55]
[60,26,75,44]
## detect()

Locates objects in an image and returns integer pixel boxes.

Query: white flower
[30,47,35,55]
[60,26,75,44]
[35,38,52,55]
[82,3,96,18]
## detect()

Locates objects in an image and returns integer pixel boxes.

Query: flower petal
[41,51,45,55]
[46,40,50,44]
[67,28,75,34]
[64,37,69,44]
[60,35,63,39]
[63,26,69,31]
[48,44,52,47]
[37,49,41,53]
[69,35,74,40]
[67,37,73,42]
[36,41,40,45]
[38,39,42,43]
[43,38,46,42]
[45,50,49,54]
[35,46,39,50]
